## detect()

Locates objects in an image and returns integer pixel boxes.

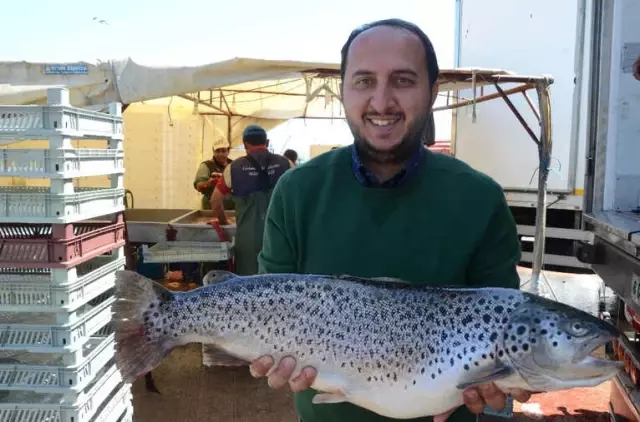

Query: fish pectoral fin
[455,364,515,390]
[312,392,347,405]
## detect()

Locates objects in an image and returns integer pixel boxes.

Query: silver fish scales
[111,270,623,420]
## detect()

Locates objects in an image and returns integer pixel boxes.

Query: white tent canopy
[0,56,544,111]
[0,56,551,148]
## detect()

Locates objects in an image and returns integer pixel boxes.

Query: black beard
[349,111,432,165]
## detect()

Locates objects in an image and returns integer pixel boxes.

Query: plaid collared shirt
[350,144,426,188]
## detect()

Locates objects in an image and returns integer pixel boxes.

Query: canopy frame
[192,68,555,291]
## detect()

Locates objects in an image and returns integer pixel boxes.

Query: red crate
[0,213,125,268]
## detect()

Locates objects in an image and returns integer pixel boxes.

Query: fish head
[501,292,622,391]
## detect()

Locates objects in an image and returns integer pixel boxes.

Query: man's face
[213,147,229,162]
[341,26,438,164]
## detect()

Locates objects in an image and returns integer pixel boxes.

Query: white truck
[456,0,640,417]
[453,0,599,272]
[570,0,640,419]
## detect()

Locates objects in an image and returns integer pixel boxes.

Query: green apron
[232,189,273,275]
[231,152,280,276]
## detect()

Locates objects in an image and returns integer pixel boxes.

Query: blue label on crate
[482,395,514,418]
[44,64,89,75]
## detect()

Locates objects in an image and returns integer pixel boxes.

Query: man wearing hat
[210,124,292,275]
[193,140,234,210]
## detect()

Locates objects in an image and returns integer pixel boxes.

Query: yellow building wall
[0,102,289,210]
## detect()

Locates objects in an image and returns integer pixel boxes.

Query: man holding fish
[110,17,624,422]
[252,18,533,422]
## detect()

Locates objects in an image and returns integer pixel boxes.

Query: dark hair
[243,134,267,146]
[340,18,439,87]
[283,149,298,162]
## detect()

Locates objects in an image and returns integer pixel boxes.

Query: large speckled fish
[111,270,622,421]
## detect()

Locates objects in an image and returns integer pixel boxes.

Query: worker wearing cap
[210,125,292,275]
[194,141,234,210]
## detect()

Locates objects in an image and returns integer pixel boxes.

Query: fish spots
[522,343,529,352]
[516,326,527,335]
[155,275,528,390]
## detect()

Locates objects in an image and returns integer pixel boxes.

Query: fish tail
[112,270,175,383]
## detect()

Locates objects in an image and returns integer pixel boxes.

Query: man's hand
[249,355,317,391]
[633,56,640,81]
[463,383,532,414]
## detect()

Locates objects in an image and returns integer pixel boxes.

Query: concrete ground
[131,268,614,421]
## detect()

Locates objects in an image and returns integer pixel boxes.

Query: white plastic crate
[0,364,129,422]
[93,396,132,422]
[115,407,133,422]
[0,105,123,142]
[0,149,125,179]
[0,186,125,224]
[0,254,125,312]
[142,241,233,263]
[0,332,115,393]
[0,291,115,353]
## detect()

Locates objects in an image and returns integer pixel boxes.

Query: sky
[0,0,456,160]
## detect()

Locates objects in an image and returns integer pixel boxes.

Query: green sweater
[258,147,521,422]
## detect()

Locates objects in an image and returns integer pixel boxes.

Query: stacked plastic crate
[0,88,132,422]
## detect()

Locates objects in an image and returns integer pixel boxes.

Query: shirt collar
[350,143,426,188]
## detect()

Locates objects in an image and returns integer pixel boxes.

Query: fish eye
[565,321,591,337]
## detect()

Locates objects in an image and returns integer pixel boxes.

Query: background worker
[283,148,298,166]
[250,18,532,422]
[210,125,292,275]
[193,142,234,210]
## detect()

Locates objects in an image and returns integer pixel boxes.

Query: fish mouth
[571,334,623,376]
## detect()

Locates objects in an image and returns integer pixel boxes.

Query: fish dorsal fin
[455,362,515,390]
[333,274,415,289]
[203,270,238,285]
[370,276,408,283]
